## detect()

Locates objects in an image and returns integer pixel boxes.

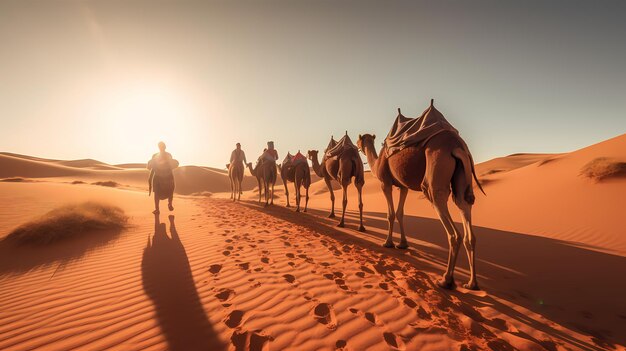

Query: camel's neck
[310,155,324,177]
[248,163,257,176]
[363,141,380,174]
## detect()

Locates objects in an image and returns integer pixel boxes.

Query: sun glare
[90,82,198,161]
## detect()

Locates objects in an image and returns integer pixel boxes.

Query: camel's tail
[452,147,485,205]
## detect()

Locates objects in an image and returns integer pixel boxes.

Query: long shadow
[243,201,625,350]
[141,214,225,351]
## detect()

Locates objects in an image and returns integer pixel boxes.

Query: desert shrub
[4,202,128,246]
[71,180,86,184]
[580,158,626,181]
[92,181,119,187]
[0,177,30,182]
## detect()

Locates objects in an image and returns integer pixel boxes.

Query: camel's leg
[264,180,269,207]
[257,179,262,203]
[337,184,348,227]
[381,184,395,248]
[230,177,233,200]
[356,182,365,232]
[324,177,336,218]
[270,181,275,205]
[295,177,302,212]
[304,185,309,213]
[237,179,242,201]
[458,201,479,290]
[395,187,409,249]
[430,187,462,289]
[283,177,290,208]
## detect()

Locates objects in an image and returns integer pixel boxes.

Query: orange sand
[1,134,625,350]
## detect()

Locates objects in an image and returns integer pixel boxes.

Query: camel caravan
[215,99,482,290]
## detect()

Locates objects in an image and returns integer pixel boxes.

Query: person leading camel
[148,141,179,214]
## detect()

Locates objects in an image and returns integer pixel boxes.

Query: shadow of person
[142,214,224,351]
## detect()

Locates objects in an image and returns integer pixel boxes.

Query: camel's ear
[358,134,362,140]
[373,134,376,139]
[397,108,402,114]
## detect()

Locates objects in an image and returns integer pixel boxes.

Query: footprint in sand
[224,310,245,328]
[283,274,296,284]
[336,340,347,350]
[209,264,222,274]
[215,288,235,302]
[403,297,417,308]
[313,303,337,329]
[226,245,234,250]
[286,253,295,259]
[223,250,231,256]
[356,272,366,278]
[383,332,406,350]
[231,329,274,351]
[238,262,250,270]
[364,312,380,325]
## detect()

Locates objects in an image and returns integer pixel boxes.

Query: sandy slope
[0,181,612,351]
[1,134,625,350]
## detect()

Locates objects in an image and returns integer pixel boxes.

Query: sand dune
[1,134,625,350]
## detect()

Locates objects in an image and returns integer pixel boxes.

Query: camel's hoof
[152,210,160,215]
[358,225,366,232]
[286,205,290,208]
[328,213,336,219]
[395,242,409,249]
[436,277,457,290]
[295,209,300,213]
[168,205,174,211]
[303,209,307,213]
[382,241,394,248]
[337,222,345,228]
[463,282,480,291]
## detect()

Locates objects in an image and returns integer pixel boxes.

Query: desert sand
[1,135,625,350]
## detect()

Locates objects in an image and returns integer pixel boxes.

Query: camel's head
[357,134,376,153]
[307,150,319,160]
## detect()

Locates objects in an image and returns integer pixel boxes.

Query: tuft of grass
[1,177,31,182]
[580,158,626,182]
[4,202,128,246]
[92,181,119,187]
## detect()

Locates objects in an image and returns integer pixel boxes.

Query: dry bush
[580,158,626,182]
[92,181,119,187]
[1,177,31,182]
[4,202,128,246]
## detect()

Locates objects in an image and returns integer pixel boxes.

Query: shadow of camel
[241,201,625,351]
[141,214,225,351]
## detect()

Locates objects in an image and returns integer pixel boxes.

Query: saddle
[384,100,459,157]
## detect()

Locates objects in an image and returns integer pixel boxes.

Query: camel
[356,101,484,290]
[308,134,365,231]
[246,162,265,203]
[227,161,244,201]
[257,159,277,207]
[279,152,311,212]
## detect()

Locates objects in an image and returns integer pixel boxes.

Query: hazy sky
[1,0,625,167]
